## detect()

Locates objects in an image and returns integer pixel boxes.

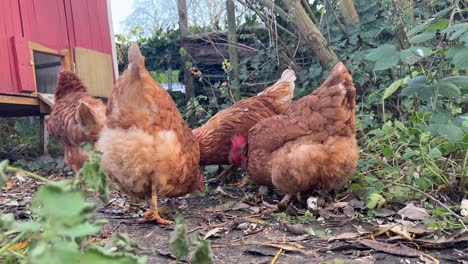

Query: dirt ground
[1,170,467,264]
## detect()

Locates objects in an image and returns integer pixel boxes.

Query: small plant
[0,149,148,264]
[169,214,213,264]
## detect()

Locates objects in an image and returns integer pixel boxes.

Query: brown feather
[246,62,359,194]
[46,71,106,172]
[194,69,296,165]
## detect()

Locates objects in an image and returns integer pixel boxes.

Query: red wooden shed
[0,0,117,117]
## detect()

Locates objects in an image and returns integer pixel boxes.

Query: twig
[326,0,347,37]
[271,248,283,264]
[301,0,318,23]
[381,180,463,220]
[6,166,52,183]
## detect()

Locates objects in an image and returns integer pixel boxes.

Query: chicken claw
[231,175,250,188]
[138,194,174,225]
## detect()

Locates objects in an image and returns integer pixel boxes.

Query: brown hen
[46,70,106,172]
[229,62,359,197]
[96,42,202,225]
[193,69,296,166]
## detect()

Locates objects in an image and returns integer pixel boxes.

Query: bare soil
[1,171,466,264]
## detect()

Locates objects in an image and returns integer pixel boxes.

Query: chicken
[46,70,106,172]
[229,62,359,199]
[96,42,203,225]
[193,69,296,166]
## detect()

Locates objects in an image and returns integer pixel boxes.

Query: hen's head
[229,135,247,167]
[76,101,107,143]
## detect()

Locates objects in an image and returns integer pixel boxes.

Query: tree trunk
[226,0,241,101]
[177,0,196,125]
[340,0,360,25]
[281,0,339,68]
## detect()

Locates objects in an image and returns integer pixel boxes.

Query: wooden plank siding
[0,0,115,101]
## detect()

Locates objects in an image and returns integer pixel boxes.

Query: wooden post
[177,0,196,125]
[167,53,173,91]
[39,115,49,155]
[226,0,241,101]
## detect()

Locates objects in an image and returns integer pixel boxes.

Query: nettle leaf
[366,44,400,70]
[190,235,213,264]
[81,247,147,264]
[440,76,468,91]
[446,44,468,70]
[433,7,453,18]
[410,31,437,44]
[401,76,435,99]
[442,22,468,41]
[437,124,463,143]
[427,148,442,159]
[437,80,461,98]
[400,46,433,65]
[169,214,189,260]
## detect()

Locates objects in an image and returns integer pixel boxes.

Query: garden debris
[397,203,430,220]
[461,199,468,217]
[358,239,425,258]
[206,201,250,212]
[204,227,224,239]
[245,245,278,256]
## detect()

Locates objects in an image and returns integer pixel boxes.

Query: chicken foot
[138,192,174,225]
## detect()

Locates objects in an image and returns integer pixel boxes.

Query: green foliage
[0,150,148,263]
[169,214,213,263]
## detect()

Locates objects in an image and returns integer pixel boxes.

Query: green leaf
[169,214,189,260]
[80,247,147,264]
[426,19,449,31]
[446,44,468,70]
[437,81,461,98]
[461,32,468,47]
[382,146,392,157]
[367,193,386,210]
[0,160,9,189]
[433,7,452,18]
[427,148,442,159]
[437,124,464,143]
[366,44,400,70]
[442,23,468,41]
[190,235,213,264]
[409,31,437,44]
[440,76,468,91]
[383,76,409,99]
[407,18,435,36]
[400,46,433,65]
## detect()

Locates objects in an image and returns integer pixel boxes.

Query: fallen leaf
[204,227,223,240]
[359,239,423,257]
[258,242,306,252]
[390,224,412,240]
[374,208,396,217]
[207,201,250,212]
[328,232,360,242]
[398,203,430,220]
[245,245,277,256]
[7,238,31,252]
[283,224,313,236]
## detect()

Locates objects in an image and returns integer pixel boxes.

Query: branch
[254,0,289,21]
[301,0,318,23]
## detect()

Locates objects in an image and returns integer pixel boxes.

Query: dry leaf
[390,224,412,240]
[359,239,423,257]
[204,227,223,240]
[328,232,360,242]
[398,203,430,220]
[207,201,250,212]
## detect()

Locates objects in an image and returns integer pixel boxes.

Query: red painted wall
[0,0,113,95]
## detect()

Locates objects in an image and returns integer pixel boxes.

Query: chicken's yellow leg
[138,193,174,225]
